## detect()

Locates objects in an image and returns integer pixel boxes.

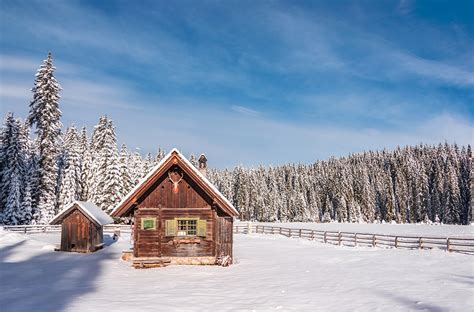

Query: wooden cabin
[111,148,239,267]
[50,201,113,253]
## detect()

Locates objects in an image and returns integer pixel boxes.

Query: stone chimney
[198,154,208,177]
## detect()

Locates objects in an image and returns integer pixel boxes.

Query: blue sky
[0,0,473,167]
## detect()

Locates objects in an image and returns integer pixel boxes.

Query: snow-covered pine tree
[91,117,121,213]
[1,114,30,224]
[143,152,154,176]
[129,148,145,185]
[189,153,198,168]
[76,126,89,200]
[444,148,462,224]
[0,114,9,218]
[89,116,108,203]
[57,126,82,211]
[458,145,471,224]
[119,143,133,197]
[155,148,165,164]
[20,122,34,224]
[27,52,62,224]
[80,147,93,201]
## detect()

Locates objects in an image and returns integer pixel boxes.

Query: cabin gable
[111,148,238,218]
[136,165,213,209]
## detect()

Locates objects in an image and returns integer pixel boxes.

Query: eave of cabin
[50,201,113,226]
[111,149,238,218]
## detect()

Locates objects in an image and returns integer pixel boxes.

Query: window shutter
[165,219,177,236]
[197,220,207,237]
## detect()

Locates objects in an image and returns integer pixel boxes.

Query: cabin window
[165,218,206,237]
[177,219,197,236]
[141,217,156,230]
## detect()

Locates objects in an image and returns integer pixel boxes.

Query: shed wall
[60,208,103,253]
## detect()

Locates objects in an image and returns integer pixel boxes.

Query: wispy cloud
[231,105,260,117]
[391,51,474,86]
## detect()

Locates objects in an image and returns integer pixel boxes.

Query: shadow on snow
[0,234,117,312]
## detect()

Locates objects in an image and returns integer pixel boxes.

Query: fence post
[372,235,376,247]
[395,236,398,248]
[338,232,342,246]
[324,232,327,243]
[24,227,27,234]
[279,227,282,235]
[354,233,358,247]
[447,238,451,252]
[289,229,292,237]
[418,237,422,249]
[311,230,315,240]
[299,229,302,237]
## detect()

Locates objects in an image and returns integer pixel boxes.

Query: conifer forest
[0,54,471,225]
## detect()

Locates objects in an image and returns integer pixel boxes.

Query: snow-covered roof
[111,148,239,217]
[50,201,114,226]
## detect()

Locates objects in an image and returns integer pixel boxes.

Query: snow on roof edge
[111,148,238,216]
[176,149,238,216]
[50,201,113,226]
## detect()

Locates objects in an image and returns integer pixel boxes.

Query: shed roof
[111,148,239,218]
[50,201,114,226]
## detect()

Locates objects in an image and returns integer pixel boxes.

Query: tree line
[0,53,471,225]
[208,143,472,224]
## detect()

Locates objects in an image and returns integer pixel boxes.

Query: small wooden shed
[50,201,113,253]
[111,148,239,267]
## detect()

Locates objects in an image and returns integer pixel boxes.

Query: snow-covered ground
[245,222,474,237]
[0,229,473,312]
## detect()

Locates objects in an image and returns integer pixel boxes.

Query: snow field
[0,229,473,311]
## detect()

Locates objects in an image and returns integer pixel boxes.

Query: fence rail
[233,224,474,254]
[2,224,132,233]
[3,224,473,254]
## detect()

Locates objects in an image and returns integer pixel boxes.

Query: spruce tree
[1,115,29,224]
[92,118,121,213]
[129,148,145,185]
[119,143,133,197]
[57,126,81,211]
[27,52,62,224]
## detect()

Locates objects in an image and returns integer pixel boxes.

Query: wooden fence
[2,224,131,233]
[234,224,474,254]
[4,224,473,254]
